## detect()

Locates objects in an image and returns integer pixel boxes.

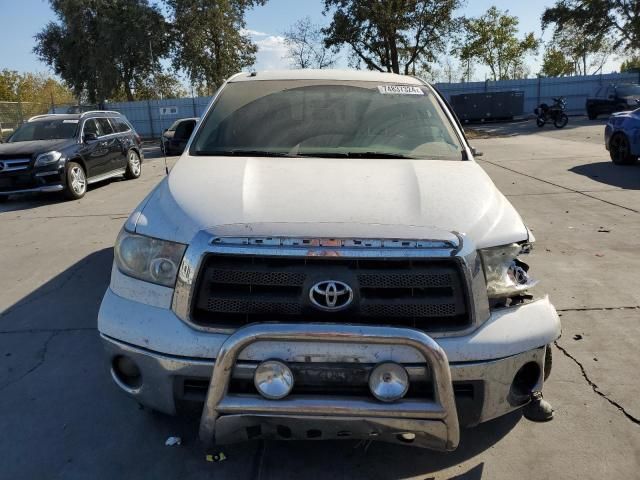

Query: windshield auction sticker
[378,85,425,95]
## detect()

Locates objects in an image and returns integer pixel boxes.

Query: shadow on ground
[570,161,640,190]
[0,178,129,214]
[0,249,519,479]
[466,116,608,138]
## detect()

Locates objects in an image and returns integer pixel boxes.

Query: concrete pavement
[1,125,639,479]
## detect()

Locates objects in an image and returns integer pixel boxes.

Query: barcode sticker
[378,85,424,95]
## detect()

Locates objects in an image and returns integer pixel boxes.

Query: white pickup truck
[98,70,561,451]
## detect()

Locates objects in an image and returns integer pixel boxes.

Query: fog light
[112,355,142,389]
[254,360,294,400]
[369,362,409,402]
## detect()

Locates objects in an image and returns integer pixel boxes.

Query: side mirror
[84,132,98,142]
[471,147,483,157]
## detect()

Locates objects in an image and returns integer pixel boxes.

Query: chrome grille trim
[172,232,490,338]
[0,158,31,172]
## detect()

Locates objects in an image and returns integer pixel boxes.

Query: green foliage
[322,0,464,75]
[542,1,639,52]
[455,7,539,81]
[284,16,336,69]
[167,0,267,90]
[0,69,75,104]
[541,48,574,77]
[620,56,640,73]
[34,0,171,104]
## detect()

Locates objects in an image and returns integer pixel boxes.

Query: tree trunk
[388,36,400,74]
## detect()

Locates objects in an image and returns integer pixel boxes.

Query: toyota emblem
[309,280,354,311]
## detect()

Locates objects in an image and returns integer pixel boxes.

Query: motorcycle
[534,97,569,129]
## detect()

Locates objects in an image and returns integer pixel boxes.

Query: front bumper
[0,167,65,195]
[101,324,548,450]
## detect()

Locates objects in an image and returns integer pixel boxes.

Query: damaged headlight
[114,230,187,287]
[479,243,537,299]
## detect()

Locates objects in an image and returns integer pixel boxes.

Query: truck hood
[134,155,528,249]
[0,139,74,156]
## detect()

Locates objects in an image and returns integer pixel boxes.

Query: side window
[116,119,131,132]
[83,119,101,137]
[605,87,615,99]
[96,118,114,135]
[594,87,602,98]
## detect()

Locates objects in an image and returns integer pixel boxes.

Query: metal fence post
[147,100,155,138]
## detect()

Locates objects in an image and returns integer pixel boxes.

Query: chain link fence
[0,101,51,141]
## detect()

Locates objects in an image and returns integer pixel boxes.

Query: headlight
[114,230,187,287]
[479,243,537,299]
[34,151,63,167]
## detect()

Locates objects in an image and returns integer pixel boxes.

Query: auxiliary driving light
[254,360,294,400]
[369,362,409,402]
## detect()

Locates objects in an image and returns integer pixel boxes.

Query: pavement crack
[557,306,640,313]
[480,158,640,214]
[0,331,59,392]
[554,341,640,425]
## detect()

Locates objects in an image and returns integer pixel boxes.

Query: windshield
[10,119,78,142]
[191,80,463,160]
[618,84,640,96]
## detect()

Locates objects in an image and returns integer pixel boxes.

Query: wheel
[64,161,87,199]
[544,344,553,381]
[609,133,638,165]
[536,116,545,127]
[587,109,597,120]
[554,113,568,129]
[0,194,8,203]
[124,150,142,179]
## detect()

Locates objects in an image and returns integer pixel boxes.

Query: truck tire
[0,195,8,203]
[609,133,638,165]
[587,108,597,120]
[544,345,553,381]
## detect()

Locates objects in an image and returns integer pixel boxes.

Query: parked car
[99,70,560,451]
[0,111,143,201]
[605,108,640,164]
[160,117,199,155]
[586,83,640,119]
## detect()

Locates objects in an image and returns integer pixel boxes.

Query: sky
[0,0,623,82]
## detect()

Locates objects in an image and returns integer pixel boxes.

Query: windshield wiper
[298,151,414,159]
[345,152,414,159]
[196,149,300,157]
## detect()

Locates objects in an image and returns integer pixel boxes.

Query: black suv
[586,83,640,119]
[0,111,143,201]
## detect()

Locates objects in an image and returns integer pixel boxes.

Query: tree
[284,16,336,69]
[111,72,189,101]
[541,21,613,76]
[542,0,640,53]
[0,69,75,104]
[34,0,171,104]
[322,0,464,75]
[541,47,574,77]
[621,55,640,72]
[455,7,539,81]
[167,0,267,92]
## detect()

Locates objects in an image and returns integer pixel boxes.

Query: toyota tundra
[98,70,561,451]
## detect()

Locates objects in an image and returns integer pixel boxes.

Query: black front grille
[192,254,469,332]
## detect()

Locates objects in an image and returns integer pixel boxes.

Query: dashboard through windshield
[191,80,463,160]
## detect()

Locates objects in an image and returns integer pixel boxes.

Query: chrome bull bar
[199,323,460,450]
